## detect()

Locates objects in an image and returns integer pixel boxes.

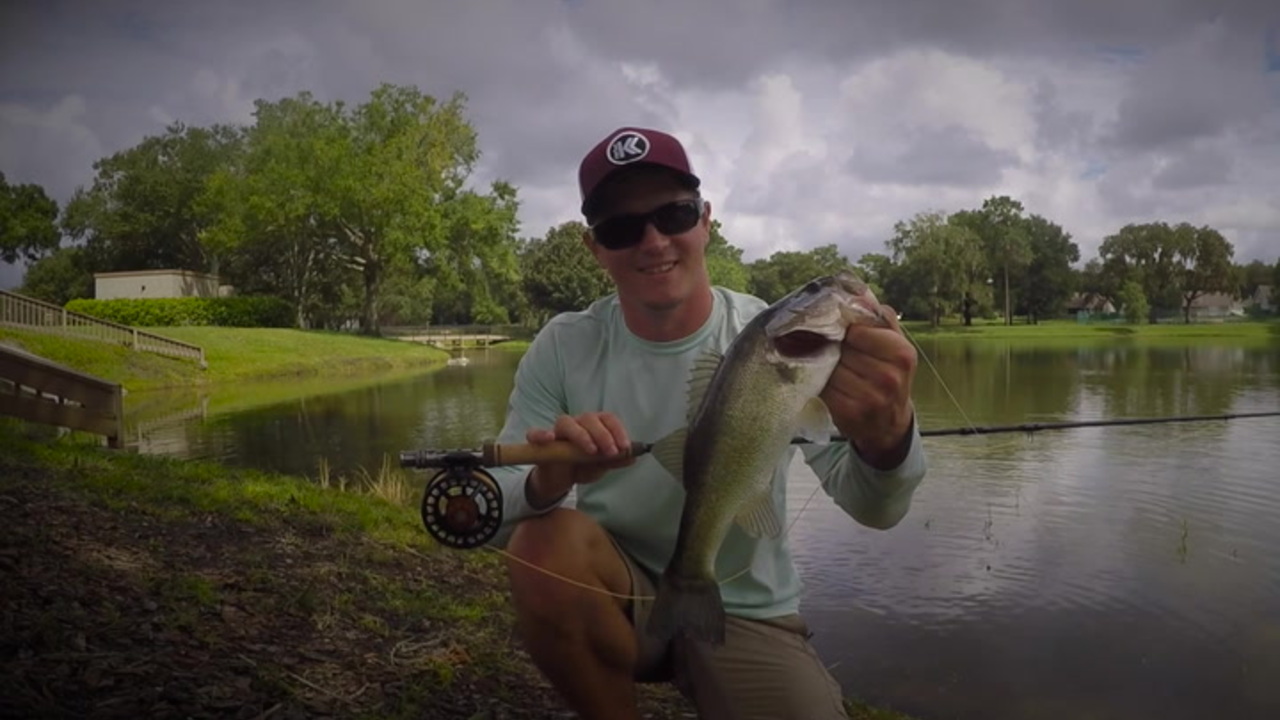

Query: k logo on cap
[606,131,650,165]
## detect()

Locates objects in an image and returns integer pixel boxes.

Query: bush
[65,296,294,328]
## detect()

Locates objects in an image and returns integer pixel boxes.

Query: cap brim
[581,164,702,217]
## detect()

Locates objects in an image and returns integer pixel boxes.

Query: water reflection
[122,339,1280,719]
[123,350,522,481]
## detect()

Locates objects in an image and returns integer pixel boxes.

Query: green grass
[0,325,451,392]
[491,339,531,352]
[0,421,431,548]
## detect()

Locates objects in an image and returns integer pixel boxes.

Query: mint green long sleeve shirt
[486,286,928,619]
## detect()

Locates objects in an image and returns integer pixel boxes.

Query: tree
[1173,223,1235,323]
[885,210,984,327]
[1272,259,1280,309]
[746,244,851,303]
[203,84,496,334]
[1097,222,1184,323]
[1019,214,1080,323]
[424,180,524,325]
[199,94,349,329]
[0,172,61,265]
[952,196,1031,325]
[1118,280,1148,324]
[705,220,749,292]
[1236,259,1273,300]
[1079,257,1120,310]
[61,122,242,274]
[18,246,93,305]
[518,221,613,323]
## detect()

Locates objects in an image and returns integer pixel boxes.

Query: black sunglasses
[590,198,704,251]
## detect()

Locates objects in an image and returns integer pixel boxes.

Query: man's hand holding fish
[819,303,920,471]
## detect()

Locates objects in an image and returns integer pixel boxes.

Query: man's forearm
[524,466,573,510]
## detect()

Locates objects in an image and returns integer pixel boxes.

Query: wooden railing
[0,344,124,448]
[0,290,206,368]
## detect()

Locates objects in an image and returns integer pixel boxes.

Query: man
[486,126,927,719]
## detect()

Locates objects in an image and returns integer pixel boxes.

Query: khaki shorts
[610,536,850,720]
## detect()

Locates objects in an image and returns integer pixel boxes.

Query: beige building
[93,270,232,300]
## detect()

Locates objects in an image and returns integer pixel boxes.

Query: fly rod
[399,410,1280,549]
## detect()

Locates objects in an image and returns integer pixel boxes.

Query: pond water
[121,337,1280,720]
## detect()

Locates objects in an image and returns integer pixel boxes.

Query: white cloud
[0,0,1276,296]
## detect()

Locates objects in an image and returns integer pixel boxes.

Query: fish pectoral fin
[734,487,784,539]
[650,427,687,483]
[796,396,834,444]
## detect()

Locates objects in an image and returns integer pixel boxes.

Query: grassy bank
[0,326,451,392]
[901,317,1279,343]
[0,422,917,720]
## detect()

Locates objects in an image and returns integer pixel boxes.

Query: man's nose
[635,220,670,250]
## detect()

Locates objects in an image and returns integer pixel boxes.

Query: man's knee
[505,508,629,614]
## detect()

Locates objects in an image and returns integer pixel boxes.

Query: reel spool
[401,450,504,549]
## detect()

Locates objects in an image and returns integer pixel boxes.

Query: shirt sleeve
[798,416,928,530]
[483,325,572,548]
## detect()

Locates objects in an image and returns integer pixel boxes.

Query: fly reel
[398,440,650,549]
[400,449,504,549]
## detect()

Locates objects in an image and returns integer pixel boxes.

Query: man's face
[583,167,712,314]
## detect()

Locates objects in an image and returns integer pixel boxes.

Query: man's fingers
[550,412,631,457]
[525,427,556,444]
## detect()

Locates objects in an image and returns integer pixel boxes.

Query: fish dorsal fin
[650,426,687,484]
[685,347,724,424]
[796,397,834,444]
[734,485,783,539]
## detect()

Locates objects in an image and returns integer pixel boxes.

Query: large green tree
[203,84,503,334]
[0,173,61,265]
[1097,222,1185,323]
[424,180,524,325]
[1173,223,1235,323]
[886,210,984,326]
[61,122,242,274]
[951,196,1031,324]
[1018,214,1080,323]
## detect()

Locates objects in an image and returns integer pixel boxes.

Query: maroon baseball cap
[578,126,701,218]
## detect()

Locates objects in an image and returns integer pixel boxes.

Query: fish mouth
[772,329,839,358]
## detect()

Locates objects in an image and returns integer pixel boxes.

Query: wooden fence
[0,290,206,367]
[0,343,124,448]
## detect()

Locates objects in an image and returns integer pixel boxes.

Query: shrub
[65,296,294,328]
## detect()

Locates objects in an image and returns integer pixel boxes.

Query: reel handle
[480,440,649,467]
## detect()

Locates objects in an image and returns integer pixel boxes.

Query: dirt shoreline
[0,433,696,719]
[0,424,915,719]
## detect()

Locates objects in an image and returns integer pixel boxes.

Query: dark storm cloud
[2,0,1279,275]
[1101,19,1278,152]
[1151,143,1235,191]
[848,125,1020,188]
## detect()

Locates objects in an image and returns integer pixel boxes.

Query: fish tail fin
[646,572,726,646]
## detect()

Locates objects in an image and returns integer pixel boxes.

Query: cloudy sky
[2,0,1278,291]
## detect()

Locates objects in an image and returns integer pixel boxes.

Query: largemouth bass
[647,271,887,646]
